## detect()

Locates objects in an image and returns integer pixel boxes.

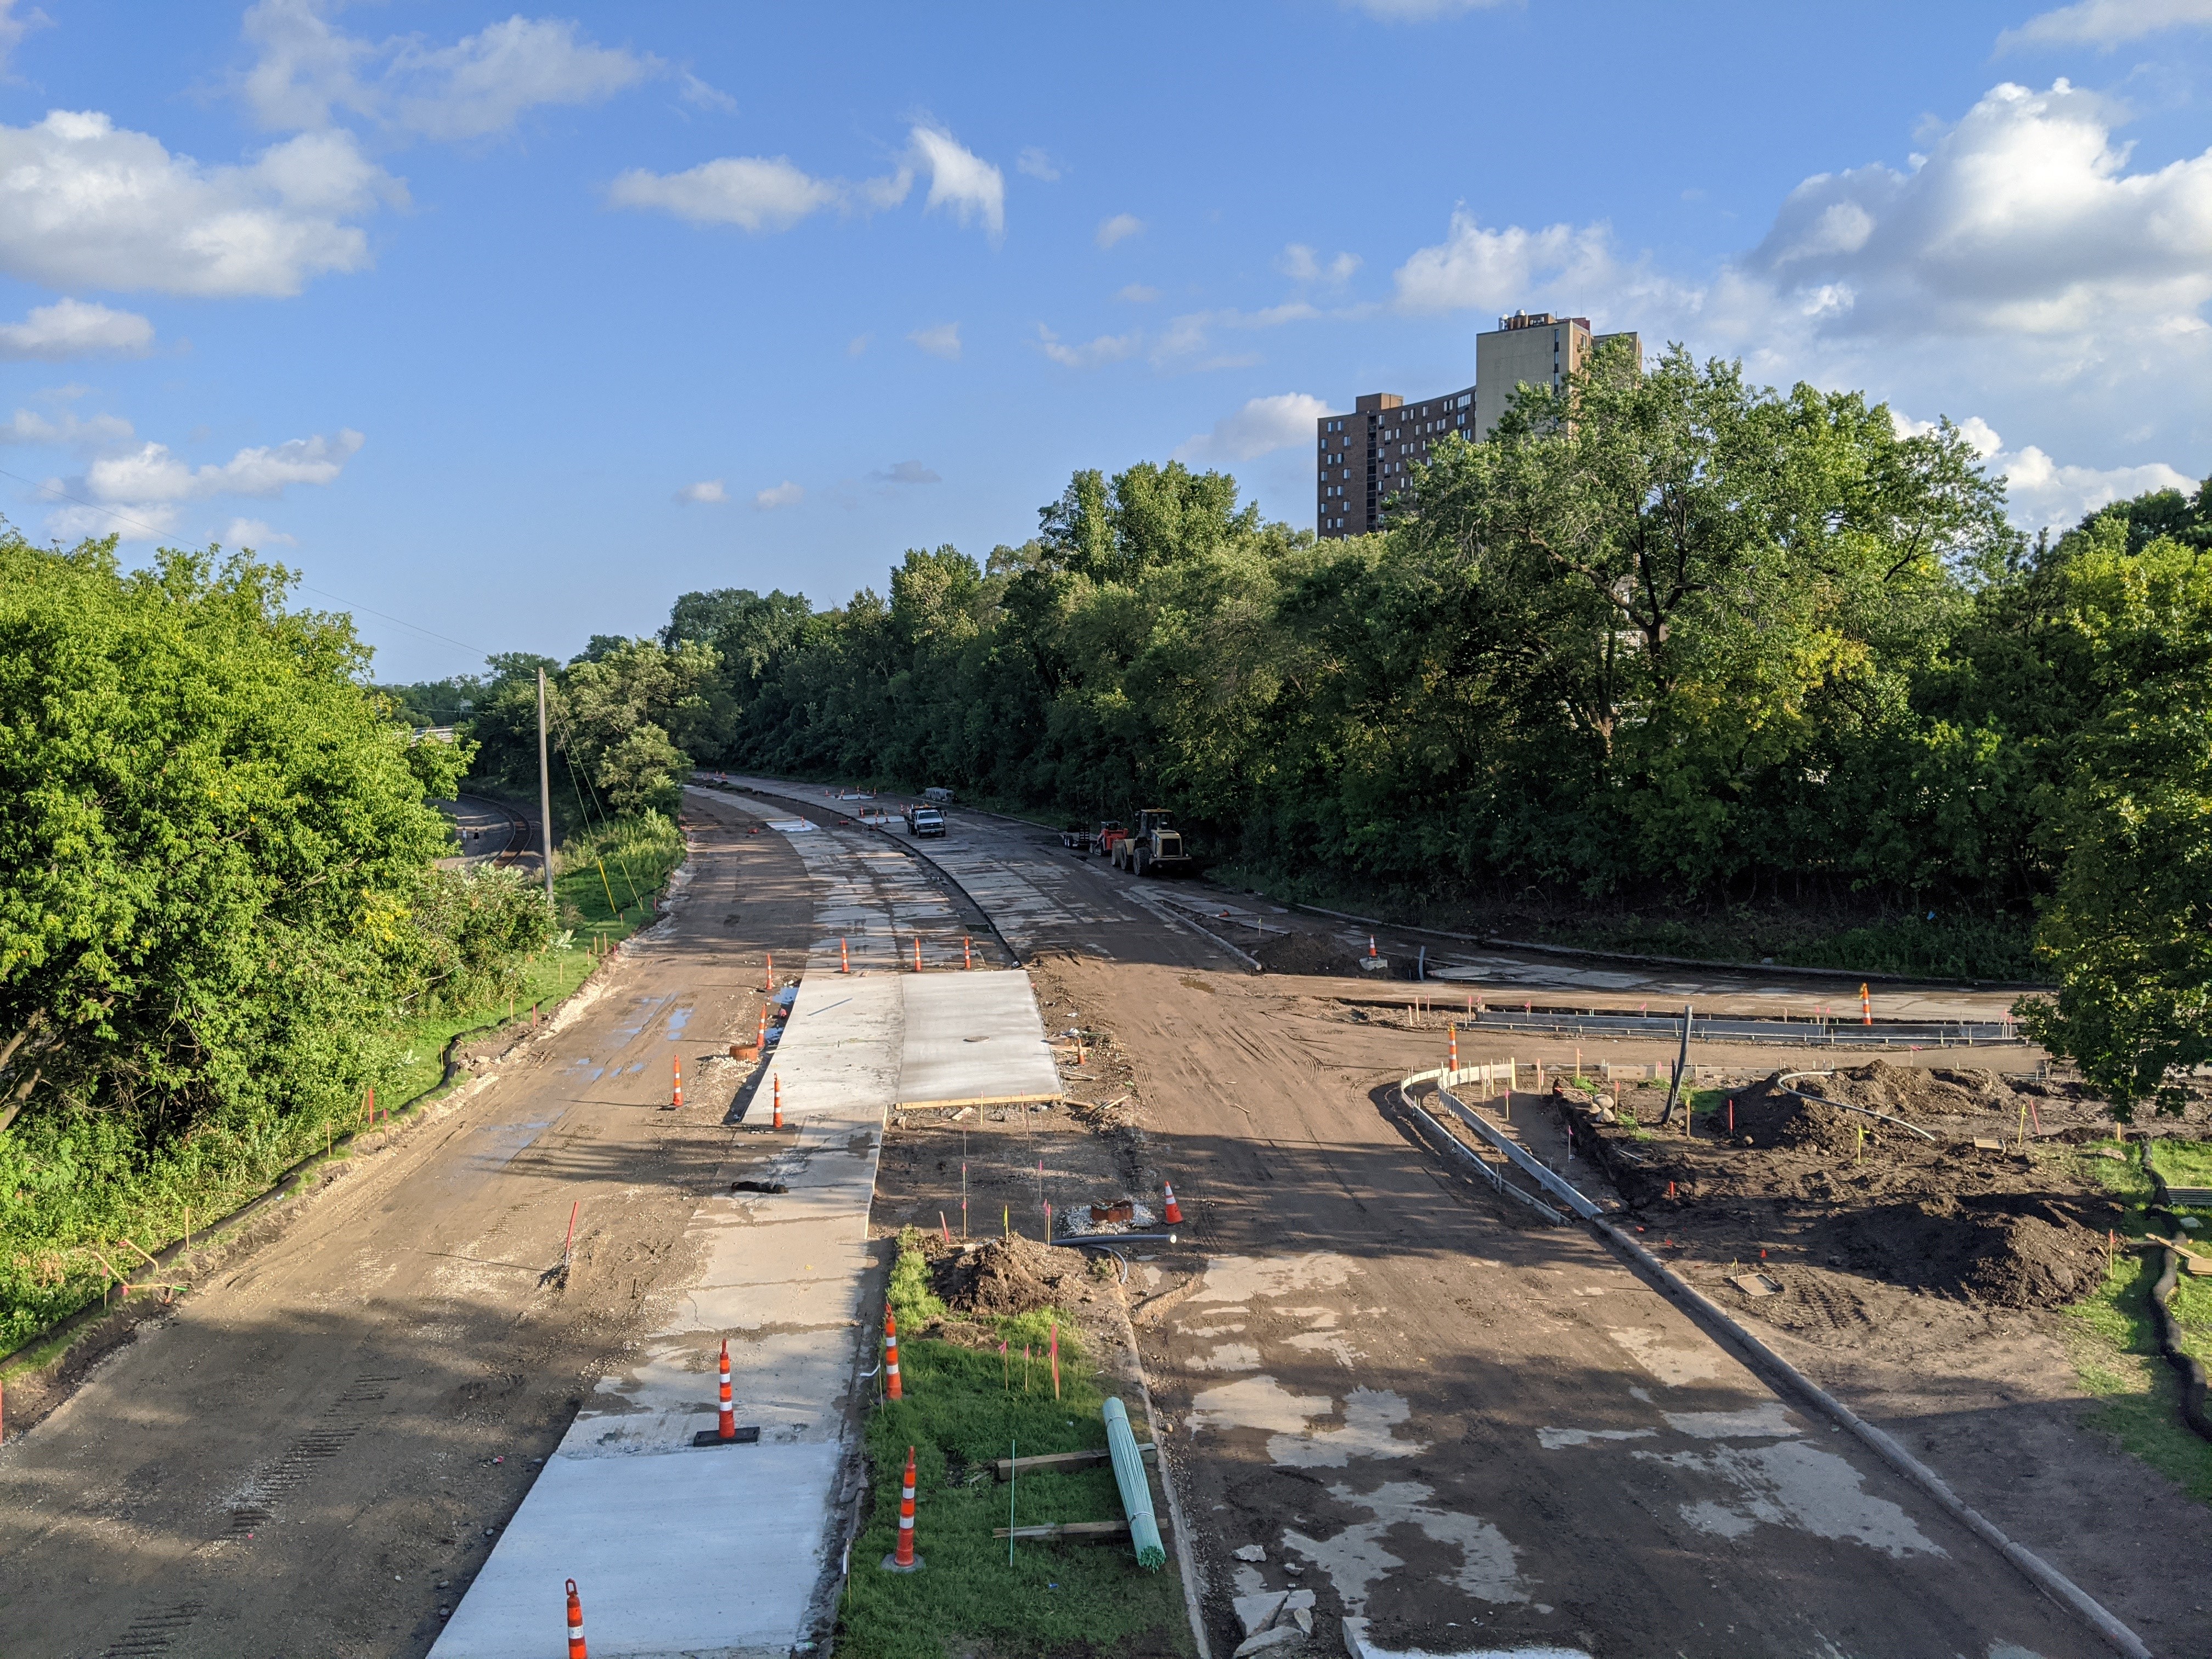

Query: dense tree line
[421,345,2209,1111]
[0,534,551,1154]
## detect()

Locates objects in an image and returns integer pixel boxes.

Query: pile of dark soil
[1252,931,1364,977]
[1797,1061,2018,1119]
[1812,1196,2114,1308]
[932,1234,1108,1319]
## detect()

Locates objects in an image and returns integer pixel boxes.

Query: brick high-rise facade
[1317,311,1638,539]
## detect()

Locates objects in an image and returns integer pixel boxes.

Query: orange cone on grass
[884,1445,922,1571]
[1161,1181,1183,1226]
[884,1307,902,1400]
[566,1578,587,1658]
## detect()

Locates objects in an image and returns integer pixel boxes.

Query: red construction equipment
[1161,1181,1183,1226]
[884,1307,902,1401]
[566,1578,587,1658]
[772,1074,784,1130]
[884,1445,922,1571]
[717,1338,735,1441]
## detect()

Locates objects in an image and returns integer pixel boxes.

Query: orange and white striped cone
[772,1074,783,1130]
[884,1307,902,1400]
[1161,1181,1183,1226]
[841,937,850,974]
[765,952,775,991]
[963,935,972,970]
[1860,982,1872,1026]
[913,938,922,973]
[757,1005,768,1050]
[1448,1024,1458,1072]
[718,1338,735,1441]
[882,1445,922,1571]
[672,1058,682,1110]
[1368,935,1378,961]
[566,1578,587,1658]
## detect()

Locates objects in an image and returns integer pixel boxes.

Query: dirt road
[0,802,824,1658]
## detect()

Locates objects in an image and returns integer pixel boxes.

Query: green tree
[0,532,466,1139]
[557,637,716,812]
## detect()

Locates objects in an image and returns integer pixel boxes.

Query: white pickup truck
[904,803,946,838]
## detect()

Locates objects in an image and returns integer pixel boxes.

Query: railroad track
[454,792,533,869]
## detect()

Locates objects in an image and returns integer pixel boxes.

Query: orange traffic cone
[717,1338,735,1440]
[1448,1024,1458,1071]
[841,937,850,974]
[1368,935,1378,961]
[963,935,972,970]
[772,1074,784,1130]
[757,1005,769,1050]
[883,1445,922,1571]
[884,1307,902,1400]
[566,1578,587,1658]
[1860,982,1871,1026]
[765,952,775,991]
[913,938,922,973]
[672,1057,682,1110]
[1161,1181,1183,1226]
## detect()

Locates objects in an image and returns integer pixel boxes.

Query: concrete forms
[433,937,1059,1655]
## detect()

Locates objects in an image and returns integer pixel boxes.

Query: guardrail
[1450,1008,2018,1049]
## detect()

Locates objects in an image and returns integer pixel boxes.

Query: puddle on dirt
[1603,1323,1731,1386]
[1271,1386,1425,1468]
[1284,1479,1529,1611]
[1192,1252,1361,1304]
[1536,1426,1655,1449]
[1188,1374,1331,1437]
[1188,1342,1262,1372]
[1637,1440,1942,1556]
[1662,1403,1799,1439]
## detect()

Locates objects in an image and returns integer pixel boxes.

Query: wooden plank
[992,1444,1157,1481]
[992,1520,1130,1541]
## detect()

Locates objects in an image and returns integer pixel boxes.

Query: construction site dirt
[0,803,822,1658]
[1020,955,2209,1658]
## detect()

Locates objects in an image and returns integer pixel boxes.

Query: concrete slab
[898,972,1062,1108]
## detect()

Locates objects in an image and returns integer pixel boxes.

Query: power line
[0,464,494,659]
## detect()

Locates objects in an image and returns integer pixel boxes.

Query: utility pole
[537,668,555,908]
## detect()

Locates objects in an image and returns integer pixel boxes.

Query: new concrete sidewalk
[431,967,902,1659]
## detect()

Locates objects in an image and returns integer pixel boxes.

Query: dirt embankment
[1589,1062,2130,1313]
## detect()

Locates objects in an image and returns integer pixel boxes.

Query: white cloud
[1096,212,1143,249]
[83,428,364,503]
[0,407,133,446]
[847,333,870,356]
[1279,244,1361,285]
[1154,302,1319,369]
[1393,210,1615,315]
[1172,393,1331,464]
[675,479,727,505]
[45,500,177,543]
[1115,284,1160,303]
[0,300,154,360]
[1897,410,2196,530]
[610,122,1001,239]
[872,460,941,484]
[909,321,962,360]
[753,480,803,511]
[1017,146,1062,183]
[678,71,737,114]
[0,110,398,296]
[608,154,843,230]
[911,124,1003,238]
[241,1,657,139]
[222,515,297,547]
[1998,0,2212,50]
[0,1,50,73]
[1036,324,1139,368]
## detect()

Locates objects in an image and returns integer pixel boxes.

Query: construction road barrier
[883,1307,902,1401]
[884,1445,923,1571]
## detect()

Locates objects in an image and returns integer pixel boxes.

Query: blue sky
[2,0,2209,680]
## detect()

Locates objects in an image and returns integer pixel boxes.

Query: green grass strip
[836,1233,1191,1659]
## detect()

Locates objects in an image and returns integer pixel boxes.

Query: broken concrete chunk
[1282,1589,1315,1613]
[1232,1543,1267,1562]
[1231,1626,1305,1659]
[1293,1608,1313,1635]
[1232,1590,1288,1638]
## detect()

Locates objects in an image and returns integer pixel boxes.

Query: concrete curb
[1390,1075,2157,1659]
[1273,898,2053,992]
[1587,1217,2155,1659]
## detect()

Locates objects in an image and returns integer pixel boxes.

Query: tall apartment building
[1316,310,1639,539]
